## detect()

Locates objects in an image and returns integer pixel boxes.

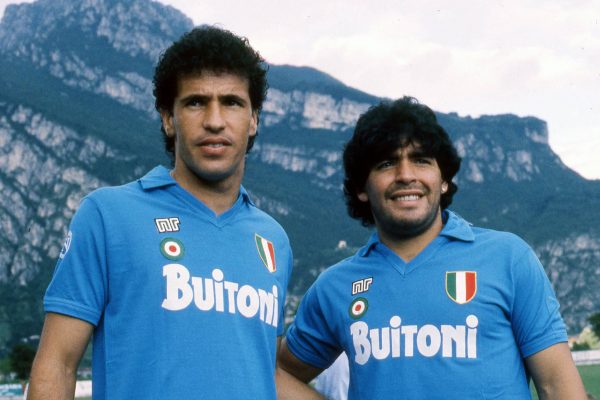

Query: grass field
[579,364,600,397]
[531,364,600,399]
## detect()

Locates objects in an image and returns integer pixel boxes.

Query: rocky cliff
[0,0,598,351]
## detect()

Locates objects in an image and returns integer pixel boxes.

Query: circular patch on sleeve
[349,297,369,319]
[160,238,185,260]
[59,231,73,259]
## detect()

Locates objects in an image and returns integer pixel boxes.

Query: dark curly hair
[343,96,462,226]
[153,25,268,159]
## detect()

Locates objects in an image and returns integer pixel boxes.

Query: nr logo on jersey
[352,277,373,295]
[160,238,185,261]
[446,271,477,304]
[155,217,180,233]
[255,234,276,273]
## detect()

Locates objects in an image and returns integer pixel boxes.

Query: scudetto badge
[446,271,477,304]
[255,234,276,273]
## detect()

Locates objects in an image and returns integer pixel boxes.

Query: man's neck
[378,213,444,263]
[170,169,242,216]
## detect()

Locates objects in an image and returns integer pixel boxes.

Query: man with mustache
[278,96,586,399]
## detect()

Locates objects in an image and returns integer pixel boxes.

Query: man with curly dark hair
[153,25,268,158]
[342,96,460,229]
[28,26,321,400]
[279,97,586,399]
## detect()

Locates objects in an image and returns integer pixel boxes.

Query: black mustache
[384,184,427,197]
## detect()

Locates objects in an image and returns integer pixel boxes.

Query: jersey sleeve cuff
[285,326,332,370]
[520,331,568,359]
[44,296,102,326]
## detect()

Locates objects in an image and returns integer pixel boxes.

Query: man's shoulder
[242,201,290,239]
[312,252,364,287]
[470,224,528,244]
[466,224,533,259]
[246,203,281,224]
[84,166,168,205]
[444,211,533,259]
[84,179,142,205]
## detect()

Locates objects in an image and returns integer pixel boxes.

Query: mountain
[0,0,599,353]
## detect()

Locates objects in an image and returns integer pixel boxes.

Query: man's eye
[376,160,394,169]
[415,158,432,165]
[186,98,204,107]
[224,98,243,107]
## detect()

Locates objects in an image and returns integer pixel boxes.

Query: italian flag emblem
[349,297,368,319]
[160,238,184,261]
[255,234,276,273]
[446,271,477,304]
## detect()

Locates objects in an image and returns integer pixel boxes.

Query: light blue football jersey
[286,211,566,399]
[45,166,293,399]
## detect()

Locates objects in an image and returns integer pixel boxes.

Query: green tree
[0,356,11,377]
[9,343,36,380]
[589,312,600,340]
[572,341,591,351]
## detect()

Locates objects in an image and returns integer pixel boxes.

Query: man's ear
[160,109,174,137]
[357,191,369,203]
[249,110,258,137]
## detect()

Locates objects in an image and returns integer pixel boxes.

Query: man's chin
[381,215,438,239]
[391,224,431,239]
[189,166,240,184]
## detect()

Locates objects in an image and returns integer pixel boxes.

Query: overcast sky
[1,0,598,179]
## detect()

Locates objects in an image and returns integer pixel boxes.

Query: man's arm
[276,337,325,399]
[27,312,93,400]
[525,342,587,400]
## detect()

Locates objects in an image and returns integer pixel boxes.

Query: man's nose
[203,102,226,132]
[394,159,417,183]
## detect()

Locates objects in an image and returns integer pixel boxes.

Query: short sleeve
[285,282,341,369]
[511,247,567,358]
[44,197,108,326]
